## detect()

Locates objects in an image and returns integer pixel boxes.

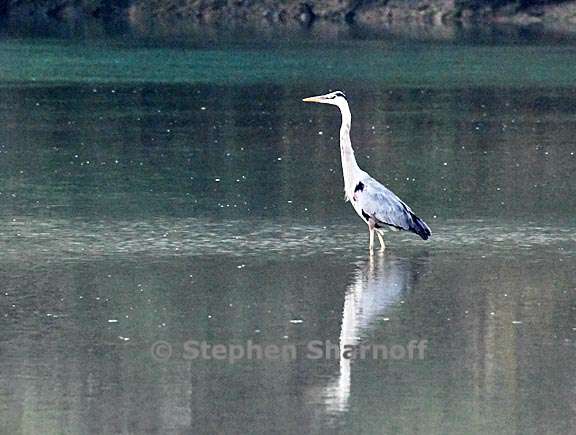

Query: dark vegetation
[2,0,576,31]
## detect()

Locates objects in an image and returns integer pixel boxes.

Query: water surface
[0,33,575,434]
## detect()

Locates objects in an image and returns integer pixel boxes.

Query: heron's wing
[355,177,431,239]
[355,177,411,230]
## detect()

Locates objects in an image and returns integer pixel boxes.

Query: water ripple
[0,217,574,264]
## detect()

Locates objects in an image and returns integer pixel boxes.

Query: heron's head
[302,90,347,106]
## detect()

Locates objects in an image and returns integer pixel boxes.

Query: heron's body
[303,91,431,252]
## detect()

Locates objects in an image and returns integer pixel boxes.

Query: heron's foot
[376,231,386,251]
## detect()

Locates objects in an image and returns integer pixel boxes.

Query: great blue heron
[303,90,431,252]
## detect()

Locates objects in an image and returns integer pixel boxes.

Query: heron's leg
[368,218,377,255]
[369,229,374,255]
[376,230,386,251]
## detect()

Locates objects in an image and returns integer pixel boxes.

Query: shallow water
[0,32,575,434]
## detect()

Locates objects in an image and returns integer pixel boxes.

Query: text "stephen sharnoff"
[150,339,428,363]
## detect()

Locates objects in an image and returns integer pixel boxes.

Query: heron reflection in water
[319,253,428,414]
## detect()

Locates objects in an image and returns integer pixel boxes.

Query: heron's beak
[302,95,324,103]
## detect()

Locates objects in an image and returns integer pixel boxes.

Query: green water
[3,36,576,88]
[0,33,575,434]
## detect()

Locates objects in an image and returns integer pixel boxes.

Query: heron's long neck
[339,103,361,201]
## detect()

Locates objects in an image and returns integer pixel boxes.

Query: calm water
[0,32,575,434]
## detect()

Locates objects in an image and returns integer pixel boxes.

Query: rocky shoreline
[3,0,576,35]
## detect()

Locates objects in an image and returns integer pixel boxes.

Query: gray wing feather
[356,177,431,239]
